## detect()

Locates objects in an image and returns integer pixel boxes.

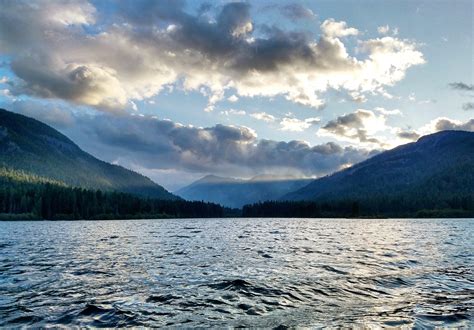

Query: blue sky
[0,0,472,190]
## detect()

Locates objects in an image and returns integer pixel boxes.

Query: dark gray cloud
[69,112,375,178]
[319,110,386,145]
[397,130,420,141]
[462,102,474,111]
[449,82,474,91]
[432,118,474,132]
[448,82,474,110]
[448,82,474,111]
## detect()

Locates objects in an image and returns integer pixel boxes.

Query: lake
[0,218,472,327]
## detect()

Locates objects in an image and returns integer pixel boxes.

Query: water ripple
[0,218,472,327]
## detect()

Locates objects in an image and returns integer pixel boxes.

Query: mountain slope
[0,109,177,200]
[284,130,474,201]
[176,174,312,208]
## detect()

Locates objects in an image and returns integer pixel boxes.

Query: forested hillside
[0,167,226,220]
[0,109,176,199]
[241,130,474,218]
[284,130,474,202]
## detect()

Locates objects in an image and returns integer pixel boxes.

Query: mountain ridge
[283,130,474,201]
[0,108,177,200]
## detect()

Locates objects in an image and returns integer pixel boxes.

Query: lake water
[0,218,472,328]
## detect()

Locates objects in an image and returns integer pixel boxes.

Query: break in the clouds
[0,0,424,111]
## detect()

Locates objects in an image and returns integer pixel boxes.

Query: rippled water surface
[0,218,473,328]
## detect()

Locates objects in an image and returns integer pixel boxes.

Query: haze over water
[0,218,472,328]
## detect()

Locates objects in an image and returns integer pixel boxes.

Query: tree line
[0,168,229,220]
[242,195,474,218]
[2,167,473,220]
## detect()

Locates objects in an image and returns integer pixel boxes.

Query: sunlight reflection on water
[0,218,472,327]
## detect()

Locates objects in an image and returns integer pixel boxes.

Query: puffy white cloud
[0,1,425,112]
[377,25,398,36]
[357,37,425,90]
[321,19,359,38]
[280,117,320,132]
[378,25,390,35]
[220,109,246,116]
[227,95,239,102]
[250,112,277,122]
[374,107,403,116]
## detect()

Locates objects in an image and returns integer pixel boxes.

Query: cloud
[462,102,474,111]
[0,1,425,111]
[449,82,474,110]
[395,117,473,143]
[377,25,390,35]
[279,4,316,21]
[449,82,474,91]
[396,130,420,141]
[220,109,246,116]
[250,112,277,122]
[374,107,402,116]
[321,19,358,38]
[318,109,388,146]
[11,61,129,111]
[377,25,398,36]
[68,112,374,178]
[227,95,239,102]
[423,117,474,132]
[357,37,425,87]
[280,117,320,132]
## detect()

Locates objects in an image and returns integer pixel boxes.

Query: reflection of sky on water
[0,218,472,327]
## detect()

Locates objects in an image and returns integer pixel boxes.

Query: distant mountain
[176,174,312,208]
[0,109,177,200]
[283,130,474,202]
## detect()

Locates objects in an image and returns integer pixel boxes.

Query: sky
[0,0,472,190]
